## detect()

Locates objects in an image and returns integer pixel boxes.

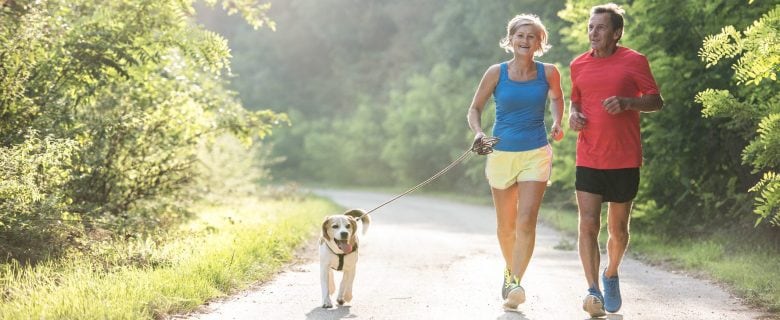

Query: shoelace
[503,269,512,288]
[604,279,618,291]
[588,289,604,301]
[505,274,520,288]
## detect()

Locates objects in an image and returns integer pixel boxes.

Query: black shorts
[575,166,640,203]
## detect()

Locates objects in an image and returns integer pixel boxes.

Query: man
[568,3,663,317]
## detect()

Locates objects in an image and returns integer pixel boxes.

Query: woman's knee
[515,214,537,234]
[497,223,515,239]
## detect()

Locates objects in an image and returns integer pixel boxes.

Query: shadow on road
[497,310,530,320]
[305,305,356,320]
[496,311,624,320]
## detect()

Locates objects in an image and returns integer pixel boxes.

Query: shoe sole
[605,300,621,313]
[503,287,526,310]
[582,295,606,317]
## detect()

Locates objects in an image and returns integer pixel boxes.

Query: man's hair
[591,3,625,31]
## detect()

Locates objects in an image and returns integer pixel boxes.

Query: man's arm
[602,94,663,115]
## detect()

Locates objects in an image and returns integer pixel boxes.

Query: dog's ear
[321,216,331,241]
[343,209,365,219]
[348,216,358,244]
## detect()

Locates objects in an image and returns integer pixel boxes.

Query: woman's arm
[545,63,565,141]
[467,64,500,137]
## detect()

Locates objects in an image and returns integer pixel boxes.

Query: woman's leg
[509,181,547,281]
[492,183,519,268]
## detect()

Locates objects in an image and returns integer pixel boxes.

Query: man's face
[588,13,621,52]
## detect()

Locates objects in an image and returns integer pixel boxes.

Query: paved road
[188,190,768,320]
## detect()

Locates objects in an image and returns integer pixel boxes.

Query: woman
[466,14,564,311]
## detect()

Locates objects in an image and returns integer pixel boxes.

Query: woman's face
[510,24,540,56]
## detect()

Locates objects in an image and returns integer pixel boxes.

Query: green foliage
[196,135,280,203]
[0,0,283,259]
[700,6,779,85]
[697,4,780,226]
[751,172,780,226]
[208,0,568,190]
[201,0,275,31]
[0,132,78,260]
[557,0,603,54]
[0,197,337,319]
[381,64,475,189]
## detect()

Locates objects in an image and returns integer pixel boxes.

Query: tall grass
[0,196,339,319]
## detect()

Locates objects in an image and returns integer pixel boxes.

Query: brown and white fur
[319,209,370,308]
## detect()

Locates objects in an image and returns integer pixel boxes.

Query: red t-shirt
[570,46,660,169]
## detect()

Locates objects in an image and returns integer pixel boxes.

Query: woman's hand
[471,132,498,155]
[550,122,564,142]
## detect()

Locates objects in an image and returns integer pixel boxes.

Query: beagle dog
[319,209,370,308]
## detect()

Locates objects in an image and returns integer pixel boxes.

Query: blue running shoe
[602,271,622,313]
[582,287,605,318]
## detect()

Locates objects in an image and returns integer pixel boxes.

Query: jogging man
[568,3,664,317]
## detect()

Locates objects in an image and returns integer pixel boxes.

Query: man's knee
[608,223,630,242]
[578,214,600,237]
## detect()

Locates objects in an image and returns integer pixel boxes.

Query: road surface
[187,190,769,320]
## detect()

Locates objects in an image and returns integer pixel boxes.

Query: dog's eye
[346,224,351,229]
[331,225,338,229]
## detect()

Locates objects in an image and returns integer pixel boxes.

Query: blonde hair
[499,14,551,57]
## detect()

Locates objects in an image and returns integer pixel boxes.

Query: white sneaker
[582,292,606,318]
[503,280,526,311]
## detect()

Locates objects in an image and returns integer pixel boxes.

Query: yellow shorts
[485,145,553,189]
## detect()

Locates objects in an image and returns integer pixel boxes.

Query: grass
[6,187,775,318]
[539,205,780,313]
[0,196,340,319]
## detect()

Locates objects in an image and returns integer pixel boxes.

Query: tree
[0,0,283,260]
[696,4,780,226]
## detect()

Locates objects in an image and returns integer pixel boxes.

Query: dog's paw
[337,298,345,306]
[322,302,333,309]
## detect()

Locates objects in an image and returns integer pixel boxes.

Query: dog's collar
[323,238,358,271]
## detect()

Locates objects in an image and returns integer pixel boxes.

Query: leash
[359,136,499,217]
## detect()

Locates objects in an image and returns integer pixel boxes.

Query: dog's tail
[344,209,370,234]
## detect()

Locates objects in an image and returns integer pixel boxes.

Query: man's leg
[577,190,603,288]
[577,190,606,317]
[602,201,631,313]
[605,201,632,277]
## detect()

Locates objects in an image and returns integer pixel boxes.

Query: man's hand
[602,96,629,115]
[569,112,586,131]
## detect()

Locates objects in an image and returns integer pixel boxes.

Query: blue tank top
[492,61,549,151]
